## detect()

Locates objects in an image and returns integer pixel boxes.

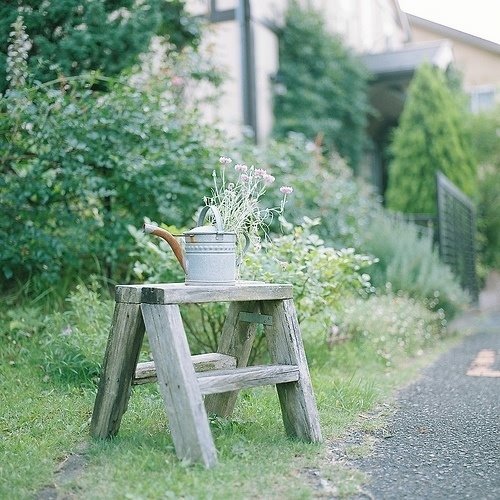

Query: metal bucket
[184,206,238,286]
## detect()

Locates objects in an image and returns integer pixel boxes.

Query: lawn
[0,288,460,499]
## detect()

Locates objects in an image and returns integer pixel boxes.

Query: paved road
[355,312,500,500]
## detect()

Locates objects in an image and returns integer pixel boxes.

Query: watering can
[143,206,248,286]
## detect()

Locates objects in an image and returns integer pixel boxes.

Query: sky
[399,0,500,45]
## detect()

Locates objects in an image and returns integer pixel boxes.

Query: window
[469,86,496,113]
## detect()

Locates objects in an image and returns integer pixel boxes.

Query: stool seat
[90,281,322,468]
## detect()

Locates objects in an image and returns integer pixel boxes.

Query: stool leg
[260,299,322,443]
[141,303,217,468]
[204,301,259,418]
[91,302,145,439]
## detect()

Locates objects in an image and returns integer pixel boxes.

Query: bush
[385,63,476,214]
[231,133,380,249]
[0,2,201,93]
[272,1,369,168]
[360,212,469,317]
[333,294,449,366]
[242,218,376,326]
[468,107,500,271]
[1,73,221,292]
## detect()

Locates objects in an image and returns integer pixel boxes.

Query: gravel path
[355,314,500,500]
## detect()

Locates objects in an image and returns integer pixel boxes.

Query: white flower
[280,186,293,195]
[263,174,275,185]
[219,156,232,164]
[235,163,248,172]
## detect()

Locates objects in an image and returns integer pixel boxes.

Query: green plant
[385,63,476,214]
[0,1,201,93]
[242,218,376,327]
[468,106,500,270]
[231,133,380,249]
[206,155,292,253]
[360,212,469,317]
[1,71,221,292]
[334,293,449,366]
[38,283,114,386]
[273,1,369,168]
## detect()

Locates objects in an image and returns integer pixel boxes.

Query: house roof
[361,40,453,80]
[407,14,500,55]
[361,40,454,139]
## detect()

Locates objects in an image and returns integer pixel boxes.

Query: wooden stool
[90,282,322,468]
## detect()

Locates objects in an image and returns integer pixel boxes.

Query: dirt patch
[36,443,88,499]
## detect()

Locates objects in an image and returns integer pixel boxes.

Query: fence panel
[436,172,478,303]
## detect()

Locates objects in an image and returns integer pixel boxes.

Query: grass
[0,286,464,499]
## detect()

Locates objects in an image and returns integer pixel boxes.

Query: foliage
[468,106,500,270]
[38,283,114,386]
[231,133,380,249]
[360,212,469,317]
[130,219,376,356]
[385,63,477,215]
[2,282,113,386]
[333,294,449,366]
[272,1,369,168]
[0,0,201,93]
[242,218,376,326]
[0,69,222,291]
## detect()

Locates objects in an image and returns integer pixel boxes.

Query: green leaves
[273,1,369,168]
[385,64,477,214]
[0,74,219,291]
[242,218,376,325]
[0,1,201,93]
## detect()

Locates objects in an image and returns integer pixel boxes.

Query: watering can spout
[143,223,187,273]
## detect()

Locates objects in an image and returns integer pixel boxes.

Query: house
[185,1,500,193]
[407,14,500,113]
[185,0,409,145]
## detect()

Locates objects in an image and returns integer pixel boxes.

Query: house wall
[410,24,500,111]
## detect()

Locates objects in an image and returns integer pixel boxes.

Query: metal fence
[436,172,479,303]
[397,172,478,303]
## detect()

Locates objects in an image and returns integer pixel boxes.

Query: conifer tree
[385,63,476,214]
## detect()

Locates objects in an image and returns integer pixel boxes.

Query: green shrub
[468,106,500,271]
[242,218,376,326]
[232,133,380,249]
[333,294,449,366]
[0,2,201,93]
[1,16,223,293]
[385,63,476,214]
[0,72,221,292]
[273,1,369,168]
[38,283,114,386]
[360,212,469,317]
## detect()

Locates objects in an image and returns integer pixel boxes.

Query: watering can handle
[197,205,225,233]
